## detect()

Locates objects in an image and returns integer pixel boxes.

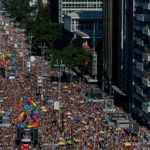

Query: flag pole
[93,21,96,52]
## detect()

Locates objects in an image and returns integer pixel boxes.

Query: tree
[62,43,91,69]
[29,21,62,49]
[2,0,36,23]
[36,2,51,22]
[45,48,63,67]
[46,43,91,70]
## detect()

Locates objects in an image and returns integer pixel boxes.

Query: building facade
[64,11,102,39]
[103,0,114,95]
[58,0,103,23]
[103,0,150,123]
[103,0,133,110]
[133,0,150,122]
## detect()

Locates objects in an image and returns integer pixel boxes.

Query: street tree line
[2,0,91,70]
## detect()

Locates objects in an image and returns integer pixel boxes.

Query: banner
[27,62,31,68]
[54,102,59,110]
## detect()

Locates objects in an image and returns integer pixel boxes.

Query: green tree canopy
[2,0,36,24]
[36,2,51,23]
[46,43,92,69]
[62,43,91,68]
[30,21,62,48]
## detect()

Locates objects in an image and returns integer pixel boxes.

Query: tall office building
[103,0,113,95]
[103,0,133,109]
[103,0,150,123]
[133,0,150,122]
[58,0,103,23]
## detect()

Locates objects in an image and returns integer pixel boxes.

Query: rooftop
[65,11,102,19]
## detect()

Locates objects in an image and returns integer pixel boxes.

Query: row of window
[62,0,102,2]
[72,25,101,31]
[62,4,102,8]
[136,0,150,3]
[71,22,102,31]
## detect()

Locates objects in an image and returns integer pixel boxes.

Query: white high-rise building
[58,0,103,23]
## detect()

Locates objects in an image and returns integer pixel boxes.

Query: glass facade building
[133,0,150,117]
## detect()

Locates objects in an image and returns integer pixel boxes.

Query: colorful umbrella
[41,106,45,109]
[66,140,74,145]
[116,128,122,131]
[76,96,80,98]
[47,89,53,93]
[81,120,87,124]
[43,74,50,77]
[66,112,72,116]
[99,131,104,134]
[0,111,5,114]
[52,81,58,85]
[42,109,48,112]
[77,117,82,122]
[63,86,68,89]
[80,101,85,104]
[58,142,65,146]
[124,142,131,147]
[38,84,42,87]
[47,99,54,103]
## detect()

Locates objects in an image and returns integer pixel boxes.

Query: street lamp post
[22,33,25,68]
[38,43,47,101]
[28,34,34,79]
[54,60,65,128]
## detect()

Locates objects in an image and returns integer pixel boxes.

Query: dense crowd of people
[0,12,150,150]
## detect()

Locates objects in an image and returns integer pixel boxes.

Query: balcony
[136,86,143,96]
[142,28,150,36]
[135,37,144,46]
[136,2,150,10]
[142,78,150,87]
[142,53,150,61]
[134,46,150,54]
[143,64,150,72]
[134,68,142,78]
[134,48,142,55]
[143,47,150,53]
[134,93,144,103]
[135,36,150,47]
[136,14,150,22]
[143,3,150,10]
[136,62,143,71]
[135,24,142,32]
[143,96,150,103]
[135,1,142,8]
